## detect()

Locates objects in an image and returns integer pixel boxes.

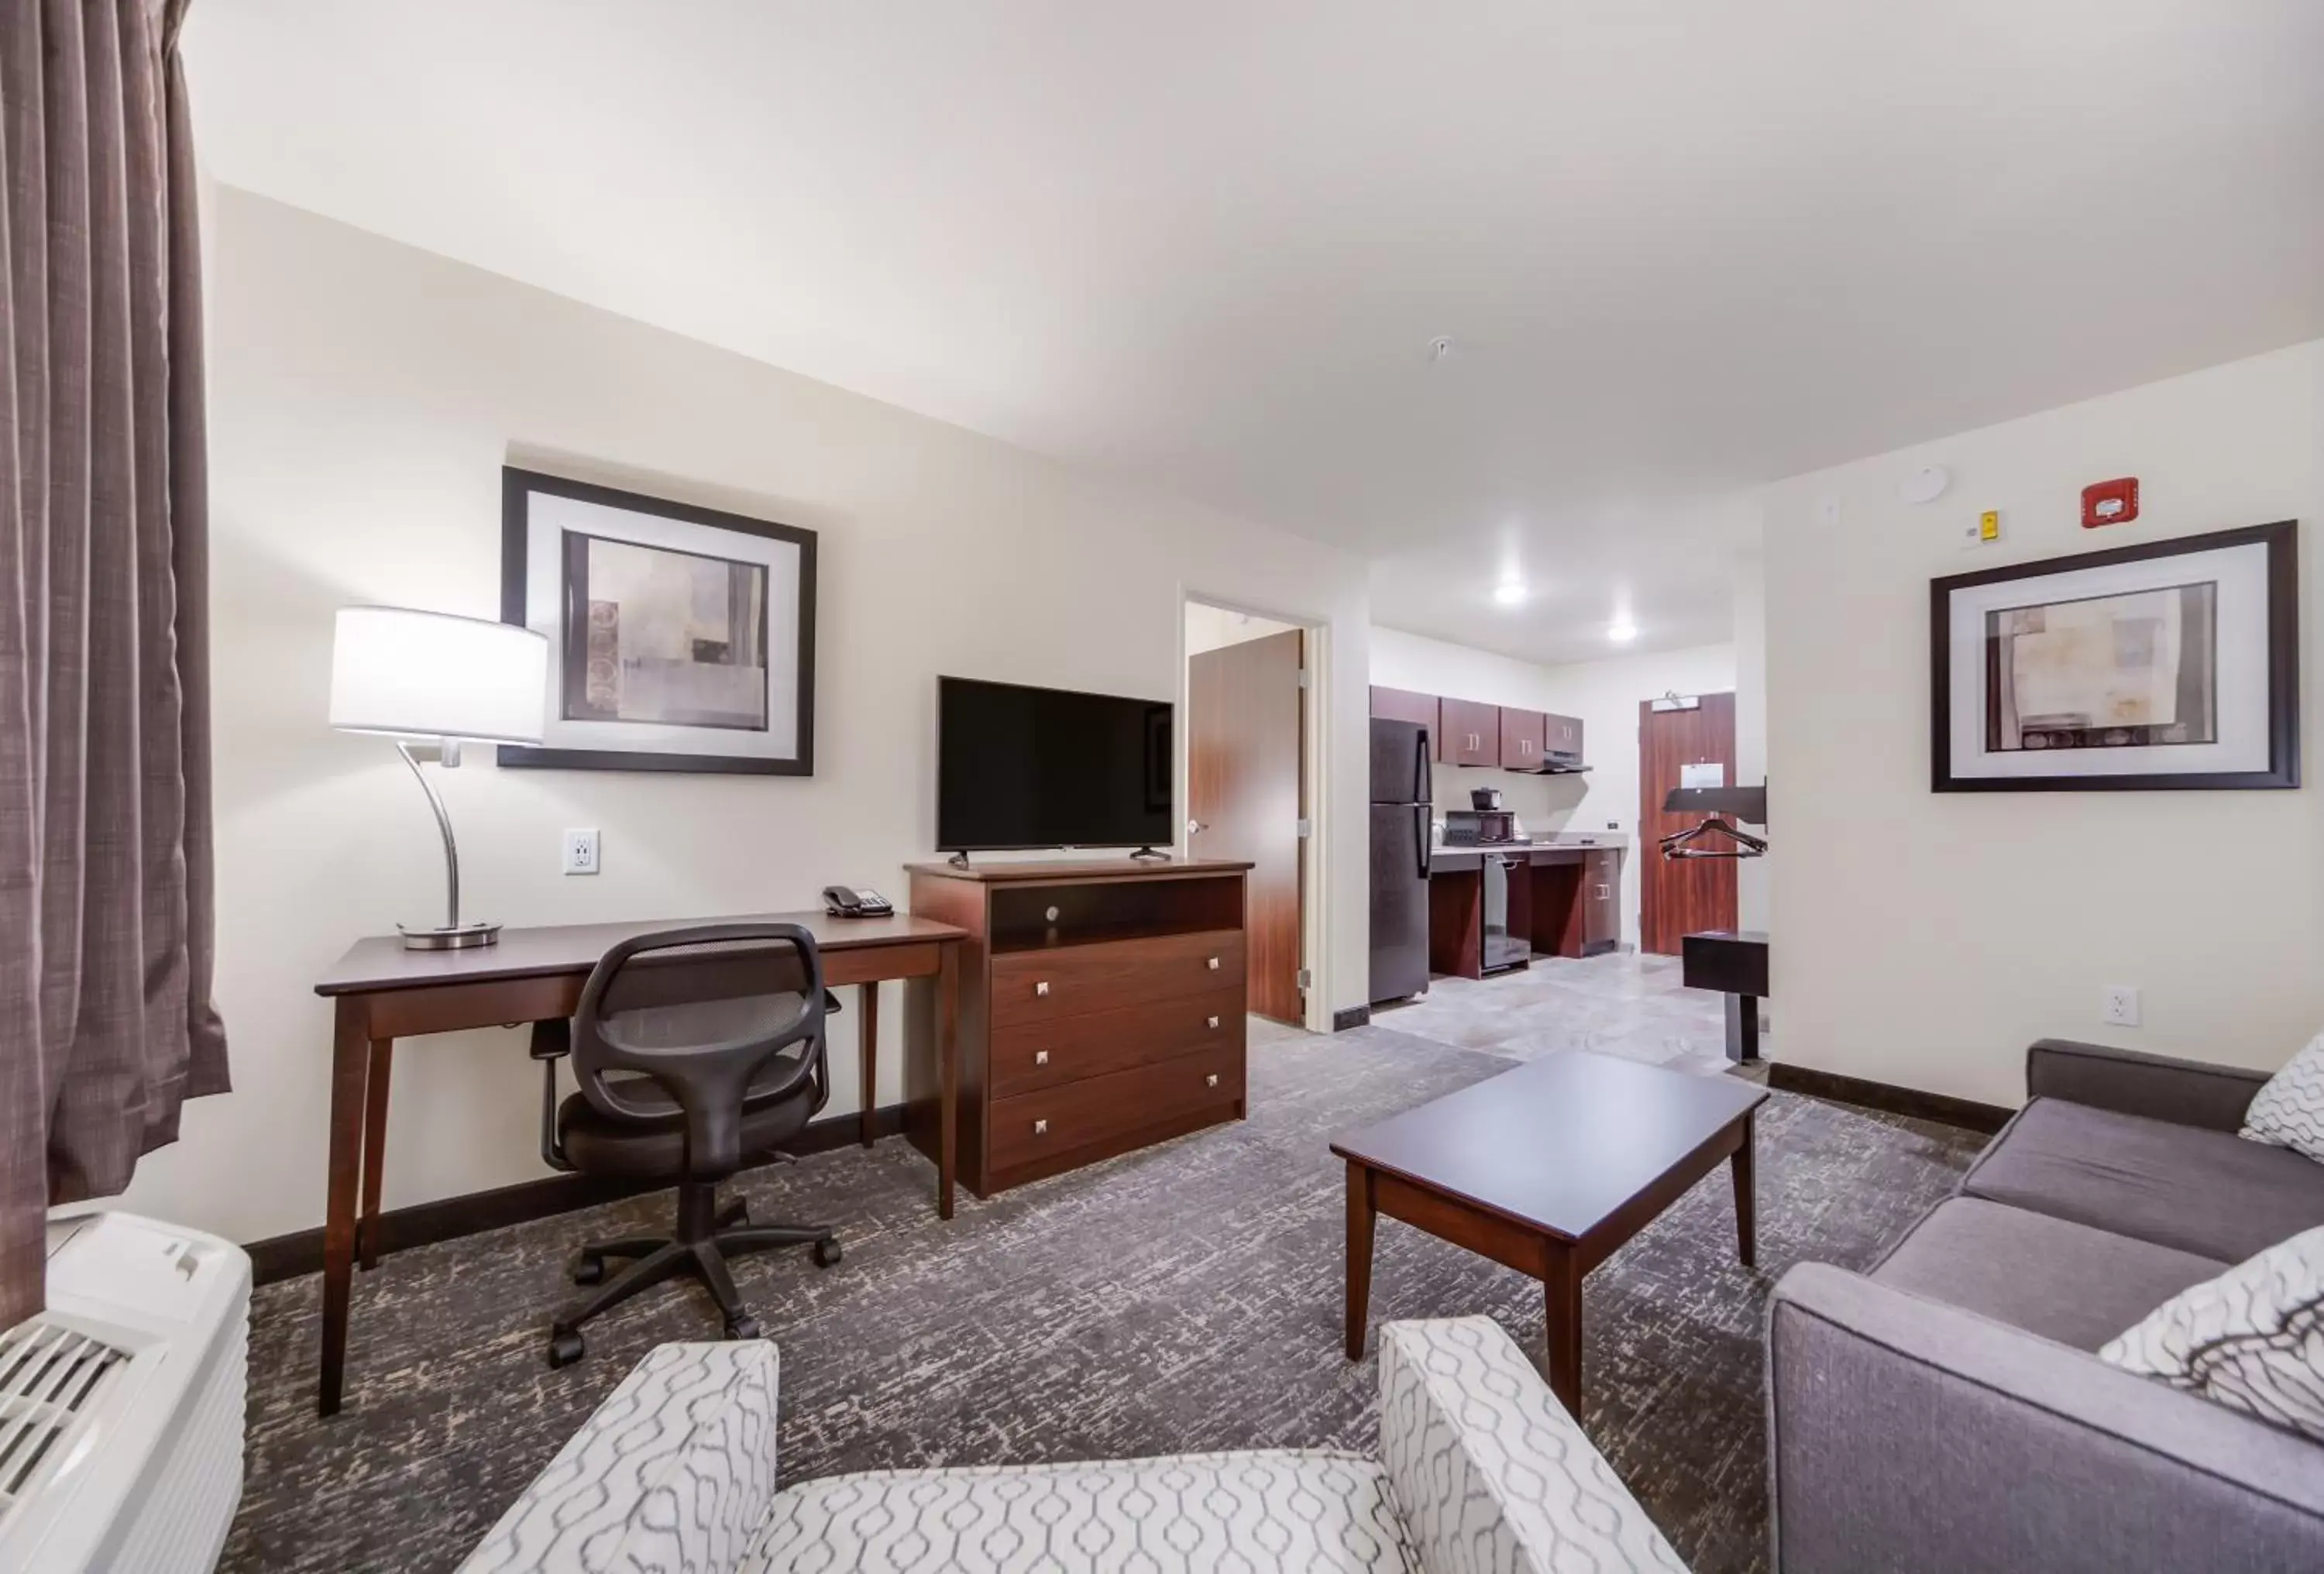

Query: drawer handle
[1206,957,1220,971]
[1035,981,1050,996]
[1206,1016,1220,1029]
[1033,1119,1049,1136]
[1205,1073,1220,1088]
[1034,1050,1050,1066]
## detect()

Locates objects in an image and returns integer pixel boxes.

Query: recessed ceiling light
[1607,620,1639,643]
[1493,580,1527,607]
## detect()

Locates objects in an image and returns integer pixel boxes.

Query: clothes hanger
[1659,817,1768,861]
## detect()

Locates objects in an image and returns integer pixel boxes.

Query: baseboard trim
[1331,1005,1373,1033]
[244,1101,909,1287]
[1766,1064,2011,1135]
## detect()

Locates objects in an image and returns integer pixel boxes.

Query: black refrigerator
[1369,717,1433,1003]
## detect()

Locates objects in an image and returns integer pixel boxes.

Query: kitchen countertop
[1428,836,1627,872]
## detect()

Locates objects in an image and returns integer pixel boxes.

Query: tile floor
[1370,948,1752,1077]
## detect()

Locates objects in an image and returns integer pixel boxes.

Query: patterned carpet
[224,957,1983,1574]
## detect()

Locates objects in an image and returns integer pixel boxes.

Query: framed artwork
[1930,519,2297,792]
[498,468,816,774]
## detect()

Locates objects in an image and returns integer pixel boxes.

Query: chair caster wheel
[718,1200,750,1228]
[572,1253,604,1286]
[548,1331,586,1368]
[724,1316,761,1341]
[813,1237,842,1269]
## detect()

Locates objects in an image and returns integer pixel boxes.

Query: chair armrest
[1769,1263,2324,1573]
[459,1342,779,1574]
[1377,1317,1684,1574]
[2024,1037,2268,1132]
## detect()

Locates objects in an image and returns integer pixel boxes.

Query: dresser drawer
[988,1042,1245,1172]
[989,930,1244,1026]
[992,987,1245,1098]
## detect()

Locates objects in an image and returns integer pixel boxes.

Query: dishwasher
[1481,853,1532,973]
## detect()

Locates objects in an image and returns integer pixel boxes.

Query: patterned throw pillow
[2240,1031,2324,1162]
[2099,1225,2324,1442]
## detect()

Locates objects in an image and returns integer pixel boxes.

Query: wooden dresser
[904,859,1252,1198]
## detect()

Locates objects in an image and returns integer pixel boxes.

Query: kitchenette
[1369,685,1625,1003]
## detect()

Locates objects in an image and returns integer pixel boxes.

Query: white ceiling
[186,2,2324,666]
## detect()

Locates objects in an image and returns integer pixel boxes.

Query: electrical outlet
[2103,985,2140,1028]
[562,828,600,876]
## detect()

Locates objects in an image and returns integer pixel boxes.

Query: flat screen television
[937,676,1174,854]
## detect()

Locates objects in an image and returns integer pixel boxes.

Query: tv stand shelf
[906,858,1253,1197]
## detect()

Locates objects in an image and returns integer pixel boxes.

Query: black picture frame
[497,467,817,775]
[1930,519,2298,792]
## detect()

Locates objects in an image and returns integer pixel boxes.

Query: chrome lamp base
[398,920,503,951]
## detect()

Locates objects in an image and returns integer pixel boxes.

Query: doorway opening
[1184,600,1315,1028]
[1638,690,1739,954]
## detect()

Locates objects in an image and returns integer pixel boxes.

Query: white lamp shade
[329,606,548,744]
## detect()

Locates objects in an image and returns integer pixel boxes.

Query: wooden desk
[311,909,964,1417]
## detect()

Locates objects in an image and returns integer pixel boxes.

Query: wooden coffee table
[1332,1049,1767,1413]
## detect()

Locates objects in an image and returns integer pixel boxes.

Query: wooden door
[1440,698,1501,767]
[1498,709,1545,772]
[1191,629,1305,1022]
[1638,692,1738,956]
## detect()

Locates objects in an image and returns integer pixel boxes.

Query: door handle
[1415,803,1431,879]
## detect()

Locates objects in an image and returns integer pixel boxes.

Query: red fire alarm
[2082,477,2139,528]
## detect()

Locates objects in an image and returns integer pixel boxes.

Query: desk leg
[358,1040,394,1270]
[858,983,879,1146]
[1344,1161,1375,1359]
[320,999,372,1418]
[937,942,958,1220]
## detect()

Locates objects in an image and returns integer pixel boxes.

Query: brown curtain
[0,0,228,1330]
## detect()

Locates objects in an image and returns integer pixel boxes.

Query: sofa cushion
[1961,1097,2324,1262]
[743,1450,1421,1573]
[1872,1197,2229,1351]
[2102,1224,2324,1442]
[2241,1030,2324,1163]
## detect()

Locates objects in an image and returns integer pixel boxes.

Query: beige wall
[127,189,1377,1245]
[1766,339,2324,1107]
[1732,548,1769,932]
[1369,627,1738,947]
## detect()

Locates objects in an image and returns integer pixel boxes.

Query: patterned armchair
[462,1316,1686,1574]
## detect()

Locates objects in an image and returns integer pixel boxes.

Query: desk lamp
[328,607,548,949]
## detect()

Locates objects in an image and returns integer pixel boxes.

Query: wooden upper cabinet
[1370,686,1444,761]
[1370,685,1437,727]
[1440,697,1501,768]
[1543,713,1585,762]
[1499,710,1547,772]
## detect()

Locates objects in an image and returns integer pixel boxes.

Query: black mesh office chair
[534,922,841,1367]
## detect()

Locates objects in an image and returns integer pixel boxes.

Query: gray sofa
[1769,1039,2324,1572]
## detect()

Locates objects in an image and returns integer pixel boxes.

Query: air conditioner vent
[0,1321,129,1512]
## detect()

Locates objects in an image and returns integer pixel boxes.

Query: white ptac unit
[0,1208,249,1574]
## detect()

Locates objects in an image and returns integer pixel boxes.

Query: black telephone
[822,885,894,919]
